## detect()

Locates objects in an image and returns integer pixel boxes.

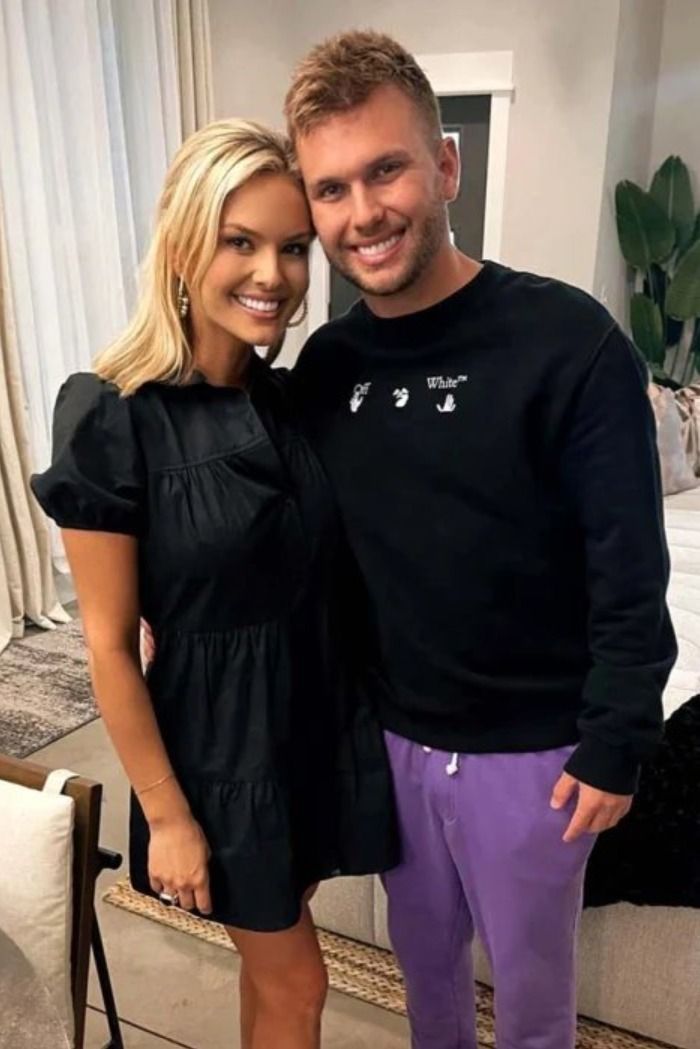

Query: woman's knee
[227,908,327,1018]
[254,960,328,1017]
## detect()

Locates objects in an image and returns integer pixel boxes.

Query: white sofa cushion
[0,770,77,1046]
[663,489,700,717]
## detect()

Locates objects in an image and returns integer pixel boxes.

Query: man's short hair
[285,30,442,147]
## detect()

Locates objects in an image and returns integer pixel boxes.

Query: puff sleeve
[30,373,144,536]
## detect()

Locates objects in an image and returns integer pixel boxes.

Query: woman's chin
[251,333,282,349]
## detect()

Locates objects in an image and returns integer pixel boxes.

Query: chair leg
[92,906,124,1049]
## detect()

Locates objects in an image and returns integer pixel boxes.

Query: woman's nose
[253,249,284,289]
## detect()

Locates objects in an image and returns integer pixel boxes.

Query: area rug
[0,620,97,757]
[103,878,671,1048]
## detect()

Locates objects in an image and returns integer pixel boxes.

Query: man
[284,29,676,1049]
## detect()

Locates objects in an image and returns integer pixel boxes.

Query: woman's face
[189,172,313,351]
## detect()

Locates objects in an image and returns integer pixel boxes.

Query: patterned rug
[104,878,672,1048]
[0,620,96,757]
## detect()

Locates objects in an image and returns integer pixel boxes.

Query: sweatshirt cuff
[564,735,640,795]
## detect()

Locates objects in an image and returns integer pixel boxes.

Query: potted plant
[616,156,700,386]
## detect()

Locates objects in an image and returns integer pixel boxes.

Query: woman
[31,120,398,1049]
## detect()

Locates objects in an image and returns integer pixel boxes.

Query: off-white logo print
[349,382,371,413]
[393,388,409,408]
[426,374,468,390]
[428,374,467,413]
[437,393,457,413]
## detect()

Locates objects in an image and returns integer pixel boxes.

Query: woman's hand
[140,618,156,672]
[148,814,213,914]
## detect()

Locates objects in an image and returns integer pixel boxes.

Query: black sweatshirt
[292,261,676,794]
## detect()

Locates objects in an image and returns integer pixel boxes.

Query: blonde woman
[31,120,398,1049]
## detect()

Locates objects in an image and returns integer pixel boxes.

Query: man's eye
[376,163,400,178]
[319,185,342,200]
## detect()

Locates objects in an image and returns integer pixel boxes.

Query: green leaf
[679,212,700,262]
[643,263,666,309]
[667,240,700,319]
[693,212,700,246]
[616,181,676,269]
[630,293,665,363]
[650,156,695,252]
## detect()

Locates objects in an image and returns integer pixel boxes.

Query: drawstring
[423,745,461,776]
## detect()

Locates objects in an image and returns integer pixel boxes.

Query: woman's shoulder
[57,371,120,401]
[55,371,128,417]
[32,373,144,534]
[57,370,161,407]
[52,372,136,449]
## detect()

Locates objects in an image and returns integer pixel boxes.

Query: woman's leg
[239,964,256,1049]
[230,885,323,1049]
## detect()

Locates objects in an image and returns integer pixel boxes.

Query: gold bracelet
[135,772,175,797]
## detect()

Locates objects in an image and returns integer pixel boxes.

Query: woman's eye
[225,236,251,249]
[284,243,310,257]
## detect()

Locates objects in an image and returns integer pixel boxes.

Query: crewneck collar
[188,348,266,391]
[355,260,502,352]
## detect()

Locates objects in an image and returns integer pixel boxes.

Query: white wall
[206,0,316,364]
[649,0,700,197]
[298,0,625,294]
[208,0,295,127]
[208,0,699,357]
[593,0,665,328]
[592,0,700,334]
[208,0,622,297]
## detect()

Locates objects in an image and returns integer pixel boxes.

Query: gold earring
[288,297,308,328]
[177,277,190,319]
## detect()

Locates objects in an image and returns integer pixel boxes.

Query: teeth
[237,296,280,313]
[357,234,401,257]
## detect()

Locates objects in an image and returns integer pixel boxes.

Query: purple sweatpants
[382,731,596,1049]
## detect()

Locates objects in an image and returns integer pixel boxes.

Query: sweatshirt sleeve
[558,326,676,794]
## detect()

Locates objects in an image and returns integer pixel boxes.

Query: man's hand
[550,772,632,843]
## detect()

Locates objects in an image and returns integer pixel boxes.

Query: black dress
[31,356,399,931]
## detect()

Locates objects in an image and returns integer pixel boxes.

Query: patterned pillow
[648,383,700,495]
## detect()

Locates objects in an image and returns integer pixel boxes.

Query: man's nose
[350,186,385,234]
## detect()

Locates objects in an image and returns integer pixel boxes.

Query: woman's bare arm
[62,529,211,912]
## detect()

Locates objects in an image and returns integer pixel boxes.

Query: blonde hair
[95,120,298,396]
[284,30,442,147]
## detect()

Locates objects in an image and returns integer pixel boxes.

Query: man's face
[295,85,458,300]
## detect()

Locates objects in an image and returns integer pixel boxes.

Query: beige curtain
[175,0,214,138]
[0,199,69,655]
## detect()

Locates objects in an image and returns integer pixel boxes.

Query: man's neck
[363,247,482,319]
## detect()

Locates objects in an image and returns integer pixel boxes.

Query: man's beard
[329,202,446,298]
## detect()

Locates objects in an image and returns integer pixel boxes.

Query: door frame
[308,50,515,335]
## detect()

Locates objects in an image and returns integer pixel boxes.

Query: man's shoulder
[293,302,365,390]
[302,302,365,354]
[492,263,616,349]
